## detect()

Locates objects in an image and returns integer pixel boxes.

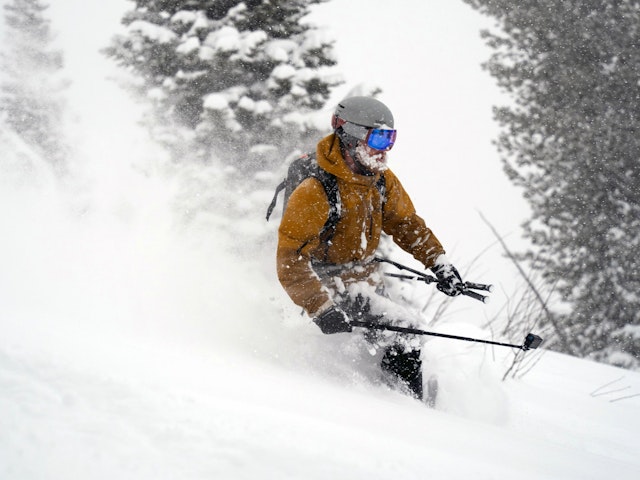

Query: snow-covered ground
[1,258,639,479]
[0,345,637,480]
[2,1,640,479]
[2,135,639,478]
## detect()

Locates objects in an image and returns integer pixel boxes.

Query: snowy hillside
[2,0,640,479]
[1,223,639,480]
[1,340,639,480]
[2,129,639,478]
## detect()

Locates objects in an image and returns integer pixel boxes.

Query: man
[276,96,464,400]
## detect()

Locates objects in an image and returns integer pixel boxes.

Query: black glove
[313,306,353,334]
[431,262,465,297]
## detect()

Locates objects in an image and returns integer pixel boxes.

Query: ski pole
[350,320,544,351]
[374,257,493,303]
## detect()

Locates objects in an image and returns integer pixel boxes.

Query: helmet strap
[335,126,374,175]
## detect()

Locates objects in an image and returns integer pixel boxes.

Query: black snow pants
[339,294,423,400]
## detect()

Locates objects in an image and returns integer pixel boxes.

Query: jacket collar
[316,134,381,187]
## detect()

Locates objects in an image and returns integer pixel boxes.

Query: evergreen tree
[463,0,640,368]
[105,0,340,171]
[0,0,67,168]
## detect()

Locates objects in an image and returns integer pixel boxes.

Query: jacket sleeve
[277,178,333,316]
[381,171,445,269]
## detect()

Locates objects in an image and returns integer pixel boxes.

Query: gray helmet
[333,96,394,129]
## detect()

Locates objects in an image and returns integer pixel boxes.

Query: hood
[315,134,381,187]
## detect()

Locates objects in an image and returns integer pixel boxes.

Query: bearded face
[355,142,389,174]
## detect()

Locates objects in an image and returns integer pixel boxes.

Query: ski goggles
[342,122,397,151]
[366,128,397,151]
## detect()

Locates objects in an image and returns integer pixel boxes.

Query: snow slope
[1,147,639,478]
[1,289,639,479]
[2,1,640,479]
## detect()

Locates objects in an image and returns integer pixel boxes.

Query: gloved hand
[431,261,465,297]
[313,305,353,334]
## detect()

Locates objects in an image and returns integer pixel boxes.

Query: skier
[276,96,465,401]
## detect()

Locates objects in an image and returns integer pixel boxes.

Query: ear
[331,114,346,130]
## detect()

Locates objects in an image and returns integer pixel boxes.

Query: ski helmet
[332,96,396,155]
[332,96,394,130]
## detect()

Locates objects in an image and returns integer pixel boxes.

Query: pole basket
[523,333,543,351]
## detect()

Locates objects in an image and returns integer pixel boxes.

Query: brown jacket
[277,134,445,315]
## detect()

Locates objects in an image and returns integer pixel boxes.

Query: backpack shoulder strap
[314,165,340,252]
[265,179,286,221]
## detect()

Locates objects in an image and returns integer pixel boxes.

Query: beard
[355,143,389,174]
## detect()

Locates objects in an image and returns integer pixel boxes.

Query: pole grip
[377,257,491,302]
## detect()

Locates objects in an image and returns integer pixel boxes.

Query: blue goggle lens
[367,129,397,151]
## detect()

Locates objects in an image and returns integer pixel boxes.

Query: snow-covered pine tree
[105,0,341,172]
[463,0,640,369]
[0,0,68,170]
